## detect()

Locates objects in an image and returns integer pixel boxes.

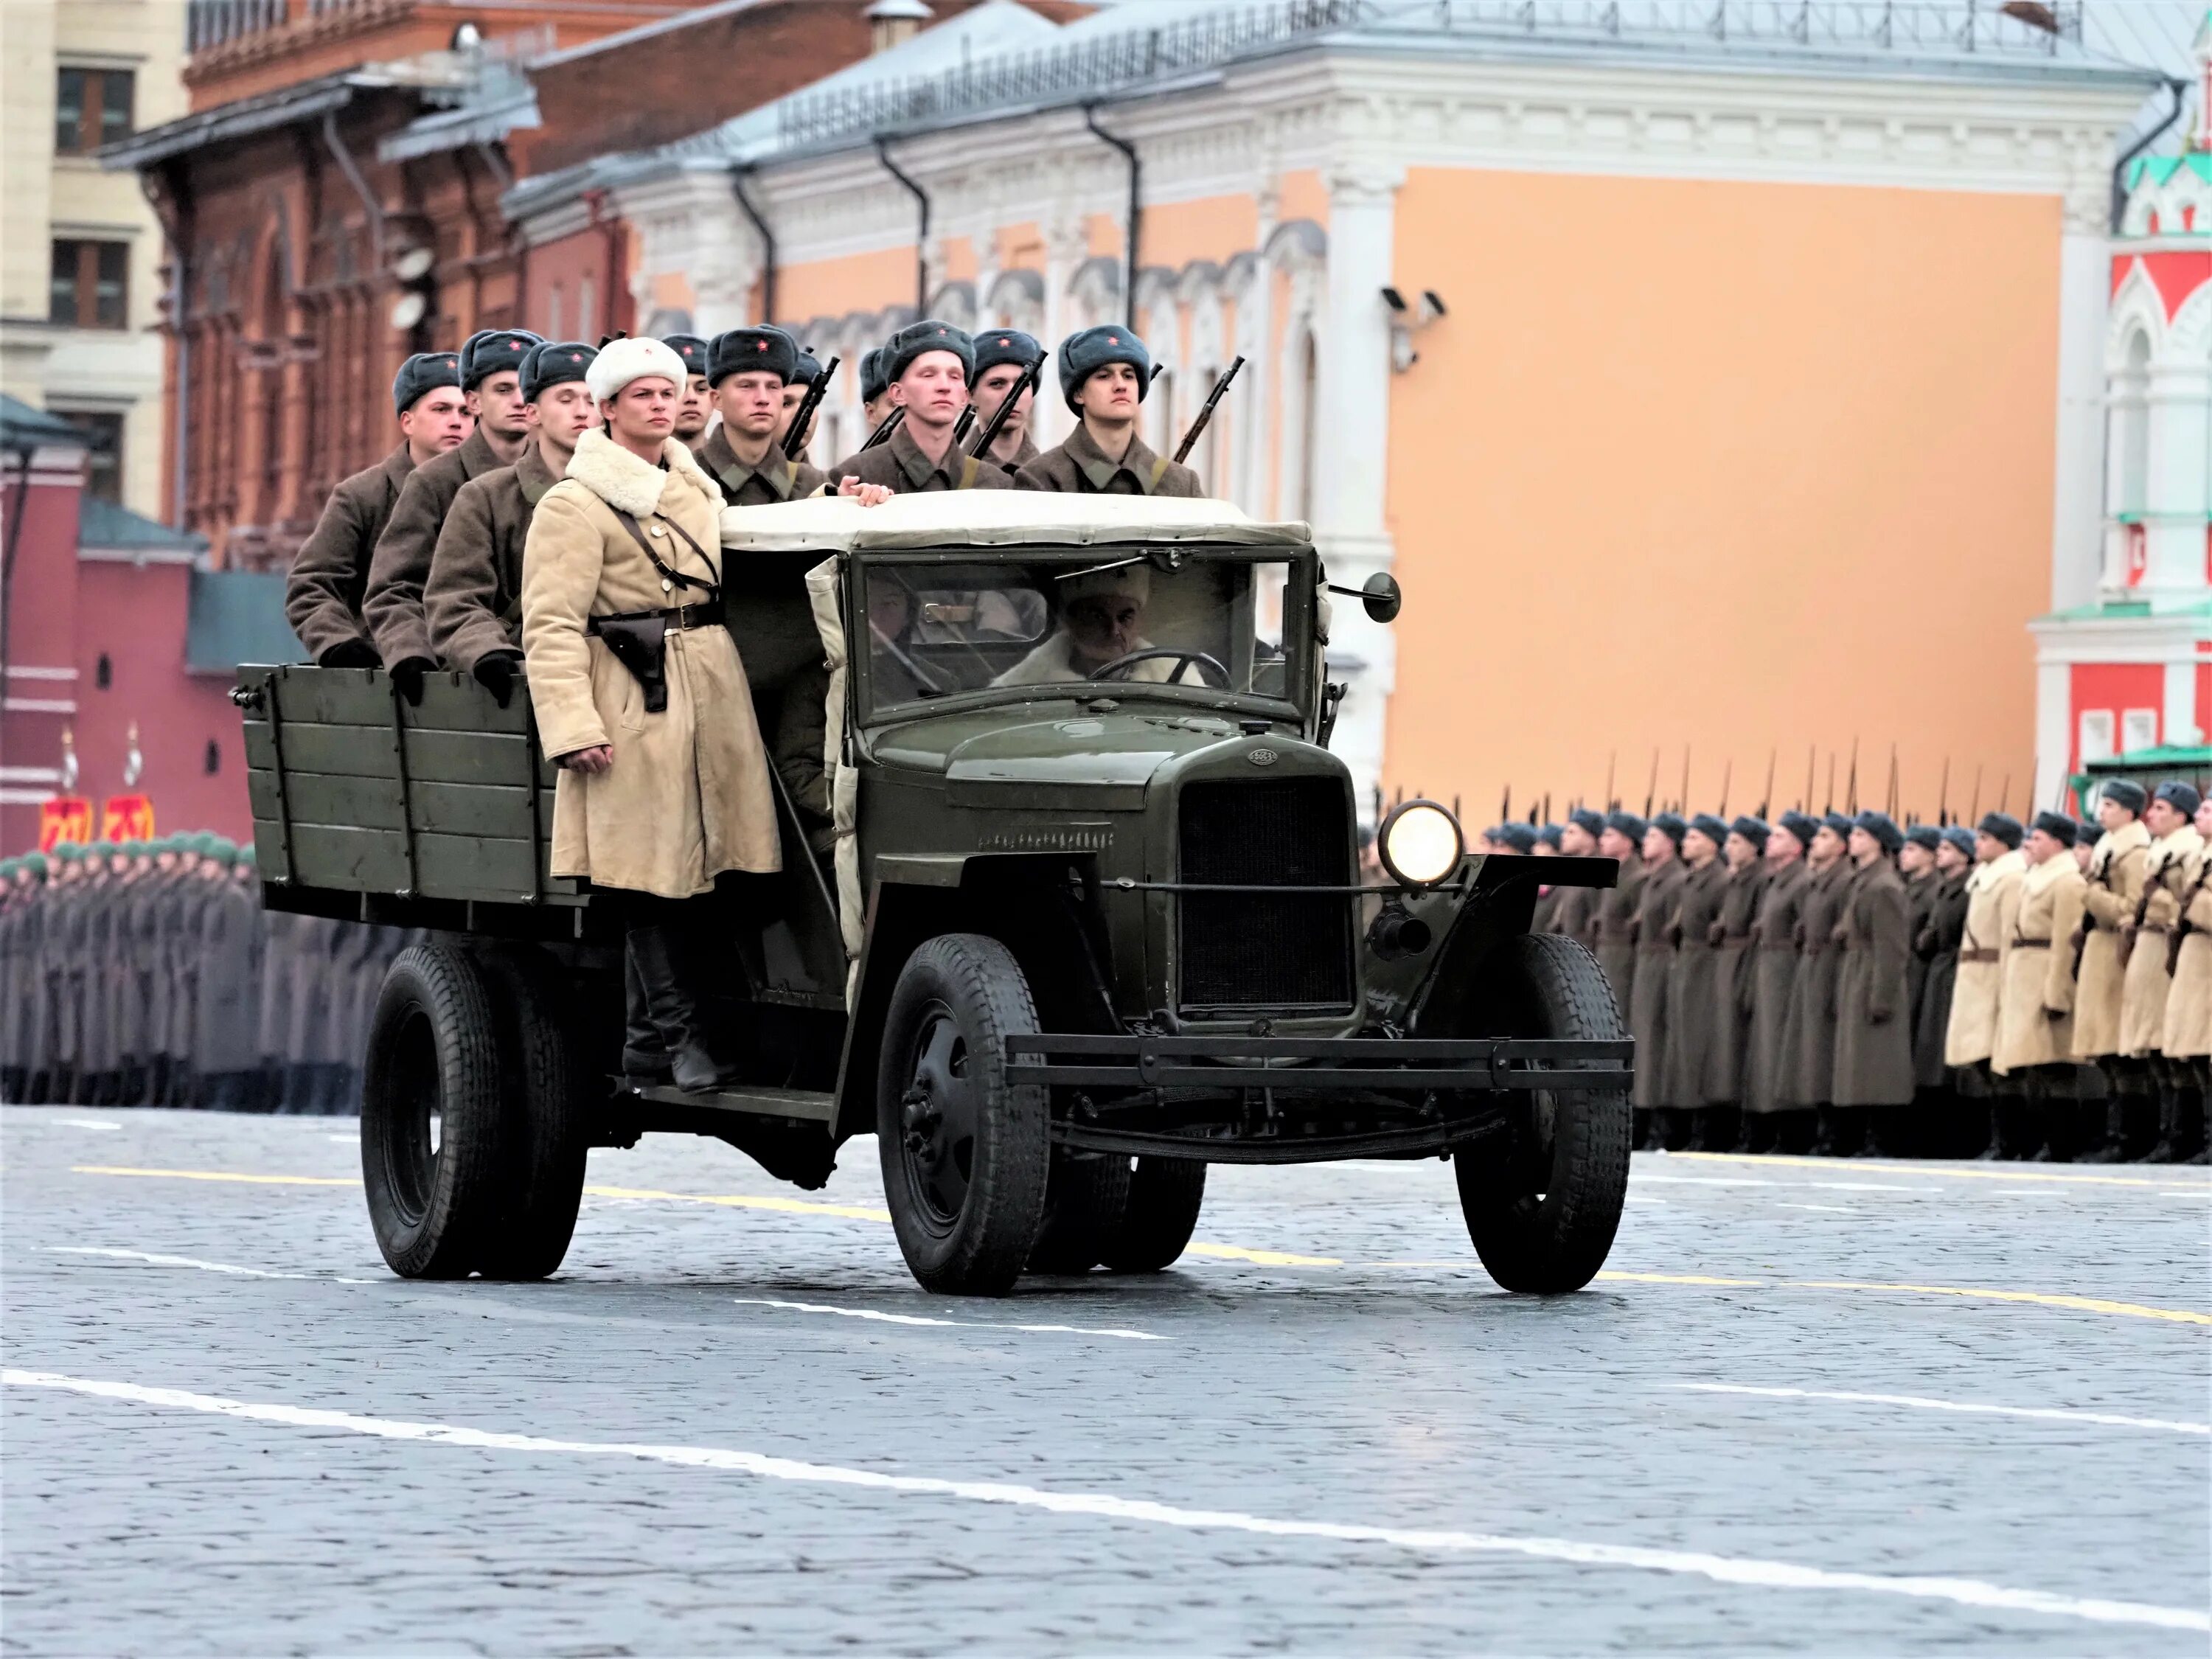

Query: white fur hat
[585,335,687,403]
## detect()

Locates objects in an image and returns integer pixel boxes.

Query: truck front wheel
[877,933,1051,1295]
[1455,933,1631,1293]
[361,942,506,1279]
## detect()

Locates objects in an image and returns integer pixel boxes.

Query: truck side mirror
[1361,571,1402,624]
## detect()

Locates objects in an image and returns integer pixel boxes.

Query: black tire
[877,933,1051,1295]
[1026,1151,1131,1275]
[474,947,593,1281]
[361,942,506,1279]
[1101,1156,1207,1273]
[1455,933,1631,1293]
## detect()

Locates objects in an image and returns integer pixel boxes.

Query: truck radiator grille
[1177,779,1354,1013]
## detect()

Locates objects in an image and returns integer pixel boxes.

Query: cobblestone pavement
[4,1105,2207,1656]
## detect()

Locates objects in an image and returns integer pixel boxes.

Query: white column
[2049,192,2110,612]
[2031,642,2073,821]
[1310,165,1402,827]
[1037,218,1088,449]
[2166,655,2202,748]
[2146,358,2211,593]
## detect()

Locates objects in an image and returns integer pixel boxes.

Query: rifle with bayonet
[860,405,906,451]
[782,355,840,460]
[1172,354,1245,465]
[2167,852,2211,975]
[964,356,1040,459]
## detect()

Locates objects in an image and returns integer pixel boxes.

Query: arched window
[2114,327,2152,517]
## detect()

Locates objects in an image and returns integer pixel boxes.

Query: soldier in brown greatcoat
[1628,813,1688,1150]
[362,329,543,692]
[970,329,1044,478]
[1832,812,1915,1156]
[1016,325,1204,498]
[1592,810,1645,1022]
[425,341,600,694]
[1540,808,1606,947]
[857,347,891,435]
[2073,779,2154,1160]
[663,333,713,454]
[2126,781,2207,1161]
[1899,824,1941,1046]
[285,353,467,667]
[1783,813,1855,1153]
[1703,813,1768,1150]
[834,321,1015,495]
[1662,813,1730,1150]
[1742,810,1815,1151]
[1911,825,1974,1152]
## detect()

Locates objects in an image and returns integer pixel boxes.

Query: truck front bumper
[1004,1033,1633,1093]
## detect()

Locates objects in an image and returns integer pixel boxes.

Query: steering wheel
[1088,647,1232,689]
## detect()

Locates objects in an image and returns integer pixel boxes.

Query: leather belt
[2009,938,2051,950]
[1959,947,2000,963]
[590,598,726,634]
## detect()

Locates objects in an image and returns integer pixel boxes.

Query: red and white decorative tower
[2032,11,2212,804]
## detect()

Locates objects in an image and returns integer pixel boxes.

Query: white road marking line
[327,1134,358,1144]
[47,1118,120,1130]
[1635,1175,1776,1186]
[731,1295,1162,1342]
[1674,1382,2210,1437]
[49,1247,375,1286]
[1775,1203,1854,1214]
[5,1368,2200,1635]
[1635,1175,1930,1195]
[1624,1195,1668,1206]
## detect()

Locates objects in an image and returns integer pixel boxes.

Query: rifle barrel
[1172,354,1245,465]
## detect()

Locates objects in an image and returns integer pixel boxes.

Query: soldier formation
[1518,778,2212,1163]
[0,835,411,1113]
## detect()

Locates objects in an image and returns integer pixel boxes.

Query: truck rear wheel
[361,942,506,1279]
[1455,933,1630,1294]
[1101,1156,1206,1273]
[877,933,1051,1296]
[1026,1151,1131,1275]
[475,947,592,1281]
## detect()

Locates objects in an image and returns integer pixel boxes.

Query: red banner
[100,794,155,842]
[38,796,92,851]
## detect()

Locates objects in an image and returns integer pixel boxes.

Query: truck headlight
[1379,799,1464,888]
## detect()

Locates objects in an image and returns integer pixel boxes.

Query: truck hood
[874,711,1256,787]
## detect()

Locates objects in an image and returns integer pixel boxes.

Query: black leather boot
[1808,1106,1840,1155]
[2079,1099,2124,1162]
[2187,1080,2211,1164]
[2141,1088,2180,1164]
[628,923,731,1093]
[621,943,675,1089]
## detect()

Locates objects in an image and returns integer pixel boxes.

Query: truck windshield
[860,550,1305,717]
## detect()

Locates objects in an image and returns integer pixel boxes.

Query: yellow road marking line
[63,1168,2205,1320]
[1670,1150,2191,1190]
[71,1166,358,1187]
[1183,1242,1343,1267]
[581,1184,893,1223]
[1784,1279,2212,1327]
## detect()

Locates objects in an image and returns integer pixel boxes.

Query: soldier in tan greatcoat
[2125,782,2207,1161]
[1742,810,1815,1151]
[1991,813,2089,1160]
[2163,796,2212,1163]
[1944,812,2026,1155]
[521,338,782,1093]
[2072,779,2154,1160]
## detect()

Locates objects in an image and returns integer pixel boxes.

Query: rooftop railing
[773,0,2089,155]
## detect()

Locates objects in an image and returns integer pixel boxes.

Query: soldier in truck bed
[833,321,1014,494]
[285,352,465,668]
[1015,326,1203,498]
[970,328,1044,478]
[423,341,600,699]
[361,328,542,695]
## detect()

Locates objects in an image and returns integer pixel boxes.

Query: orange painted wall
[1140,195,1262,268]
[1382,169,2057,824]
[777,246,923,325]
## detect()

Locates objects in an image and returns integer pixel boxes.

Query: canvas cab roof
[717,488,1312,554]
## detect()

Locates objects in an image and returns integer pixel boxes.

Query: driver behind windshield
[992,565,1181,686]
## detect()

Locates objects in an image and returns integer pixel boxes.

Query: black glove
[473,650,524,709]
[316,639,380,670]
[388,655,437,707]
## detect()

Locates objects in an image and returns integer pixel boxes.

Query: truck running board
[1005,1033,1633,1093]
[619,1082,838,1124]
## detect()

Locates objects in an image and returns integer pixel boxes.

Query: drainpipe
[2112,77,2189,234]
[1,442,35,740]
[1084,104,1139,327]
[731,166,778,323]
[321,109,384,279]
[874,139,930,314]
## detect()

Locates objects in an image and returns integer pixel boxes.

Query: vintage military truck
[240,492,1630,1296]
